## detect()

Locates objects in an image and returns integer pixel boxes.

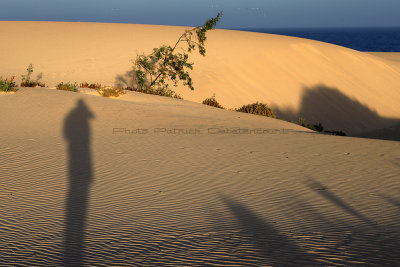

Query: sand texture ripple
[1,88,400,266]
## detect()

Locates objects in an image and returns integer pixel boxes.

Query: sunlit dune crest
[1,21,400,136]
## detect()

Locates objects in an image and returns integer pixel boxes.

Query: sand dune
[1,22,400,266]
[369,52,400,62]
[1,88,400,266]
[1,21,400,137]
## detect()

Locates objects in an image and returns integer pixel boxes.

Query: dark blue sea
[232,28,400,52]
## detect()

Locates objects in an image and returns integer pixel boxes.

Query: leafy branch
[132,12,222,95]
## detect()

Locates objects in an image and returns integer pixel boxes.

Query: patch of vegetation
[97,86,126,97]
[324,130,347,136]
[126,87,182,99]
[202,94,224,109]
[298,118,347,136]
[131,12,222,98]
[0,76,17,92]
[21,64,33,86]
[80,82,102,89]
[20,81,45,87]
[56,82,78,92]
[235,102,276,118]
[298,117,324,132]
[20,64,45,87]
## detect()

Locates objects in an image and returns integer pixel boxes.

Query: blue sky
[0,0,399,28]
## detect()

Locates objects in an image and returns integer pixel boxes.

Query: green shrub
[127,87,182,99]
[56,82,78,92]
[325,130,347,136]
[314,123,324,132]
[298,117,324,132]
[21,64,33,85]
[202,94,224,109]
[235,102,276,118]
[20,81,45,87]
[80,82,102,89]
[132,12,222,93]
[97,86,126,97]
[0,76,17,92]
[152,87,182,99]
[20,64,45,87]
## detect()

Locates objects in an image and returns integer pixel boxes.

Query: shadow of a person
[63,99,95,266]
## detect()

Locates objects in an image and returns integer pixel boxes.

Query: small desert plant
[20,64,45,87]
[298,117,324,132]
[132,12,222,97]
[235,102,276,118]
[325,130,347,136]
[21,64,33,85]
[21,80,45,87]
[151,87,182,99]
[202,94,224,109]
[80,82,102,89]
[97,86,126,97]
[0,76,17,92]
[56,82,78,92]
[127,86,182,99]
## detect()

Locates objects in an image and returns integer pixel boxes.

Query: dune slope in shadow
[274,84,400,140]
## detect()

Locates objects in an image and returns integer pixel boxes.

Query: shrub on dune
[20,81,45,87]
[0,76,17,92]
[151,87,182,99]
[202,94,224,109]
[325,130,347,136]
[298,117,324,132]
[235,102,276,118]
[80,82,102,89]
[126,86,182,99]
[131,12,222,98]
[20,64,45,87]
[297,117,347,135]
[56,82,79,92]
[97,86,126,97]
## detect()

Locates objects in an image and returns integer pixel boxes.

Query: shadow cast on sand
[273,84,400,141]
[305,179,376,227]
[35,72,43,83]
[63,99,95,266]
[115,69,136,89]
[218,182,400,266]
[219,195,318,266]
[380,194,400,209]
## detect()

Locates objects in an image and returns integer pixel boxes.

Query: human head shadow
[63,99,95,266]
[273,84,400,141]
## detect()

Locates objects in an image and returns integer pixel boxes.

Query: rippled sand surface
[1,88,399,266]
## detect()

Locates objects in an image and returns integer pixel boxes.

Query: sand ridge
[1,21,400,136]
[368,52,400,62]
